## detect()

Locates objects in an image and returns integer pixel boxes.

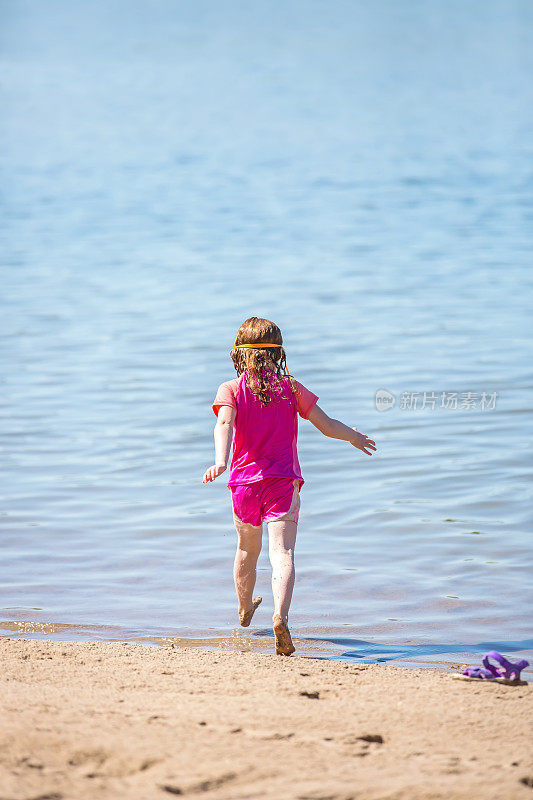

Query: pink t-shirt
[212,372,319,488]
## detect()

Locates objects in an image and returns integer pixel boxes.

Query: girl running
[202,317,377,655]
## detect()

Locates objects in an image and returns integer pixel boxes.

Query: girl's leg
[267,518,297,655]
[267,518,297,619]
[233,514,263,626]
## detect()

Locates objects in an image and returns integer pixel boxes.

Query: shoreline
[1,638,532,799]
[3,623,532,674]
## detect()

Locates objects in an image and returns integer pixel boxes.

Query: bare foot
[273,614,295,656]
[239,596,262,627]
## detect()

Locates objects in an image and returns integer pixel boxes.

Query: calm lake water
[1,0,532,671]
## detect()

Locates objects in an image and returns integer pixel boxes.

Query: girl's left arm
[307,404,376,455]
[202,405,236,483]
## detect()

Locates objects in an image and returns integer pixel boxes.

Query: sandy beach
[1,639,531,800]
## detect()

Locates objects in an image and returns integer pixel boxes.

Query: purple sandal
[461,666,495,679]
[461,651,529,681]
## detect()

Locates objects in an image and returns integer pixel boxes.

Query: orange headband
[233,341,293,379]
[233,342,283,349]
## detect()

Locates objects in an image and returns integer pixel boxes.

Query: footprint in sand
[357,734,384,743]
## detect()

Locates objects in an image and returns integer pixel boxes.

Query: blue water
[1,0,532,671]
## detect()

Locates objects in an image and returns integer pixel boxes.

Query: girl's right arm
[202,404,236,482]
[307,404,376,456]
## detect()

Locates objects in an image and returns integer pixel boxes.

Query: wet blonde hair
[231,317,296,405]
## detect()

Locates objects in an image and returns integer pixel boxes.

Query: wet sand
[1,639,531,800]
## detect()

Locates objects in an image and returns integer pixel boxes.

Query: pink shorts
[230,477,301,527]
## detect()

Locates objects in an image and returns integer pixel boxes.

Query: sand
[1,639,531,800]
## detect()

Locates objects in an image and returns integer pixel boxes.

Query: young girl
[202,317,376,656]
